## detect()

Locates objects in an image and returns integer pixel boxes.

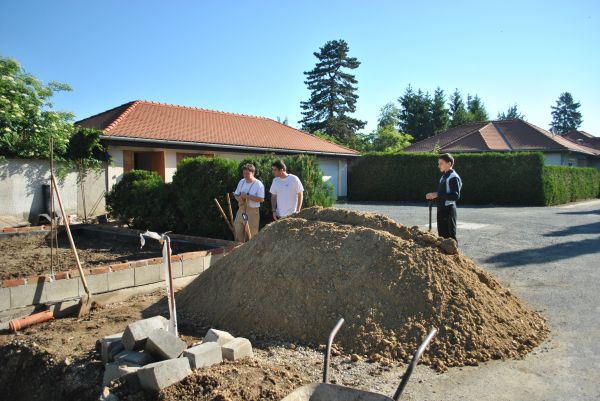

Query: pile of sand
[178,207,548,370]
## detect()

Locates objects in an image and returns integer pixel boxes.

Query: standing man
[233,164,265,242]
[270,160,304,220]
[426,153,462,241]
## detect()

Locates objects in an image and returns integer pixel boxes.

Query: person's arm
[271,193,278,220]
[296,192,303,212]
[436,177,460,201]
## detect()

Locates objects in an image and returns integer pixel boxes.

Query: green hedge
[238,154,335,223]
[105,170,175,229]
[105,154,335,238]
[543,165,600,205]
[348,152,600,206]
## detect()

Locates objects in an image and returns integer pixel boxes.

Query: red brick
[209,247,225,255]
[182,251,208,260]
[110,262,130,271]
[148,257,164,265]
[53,272,70,280]
[68,268,81,277]
[2,278,26,287]
[89,266,110,275]
[130,259,148,268]
[2,228,16,233]
[170,254,182,262]
[225,244,238,252]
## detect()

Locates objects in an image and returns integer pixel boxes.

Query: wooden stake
[214,198,235,234]
[226,193,234,225]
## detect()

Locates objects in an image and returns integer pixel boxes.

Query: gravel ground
[336,200,600,401]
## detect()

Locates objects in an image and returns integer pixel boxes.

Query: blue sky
[1,0,599,134]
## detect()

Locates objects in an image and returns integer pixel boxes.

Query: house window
[123,150,165,181]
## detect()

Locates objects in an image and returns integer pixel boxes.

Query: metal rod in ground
[51,173,93,316]
[49,137,55,277]
[226,193,234,225]
[214,198,235,234]
[165,236,178,336]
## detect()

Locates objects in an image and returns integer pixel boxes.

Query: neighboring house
[77,100,359,198]
[565,130,600,150]
[404,119,600,169]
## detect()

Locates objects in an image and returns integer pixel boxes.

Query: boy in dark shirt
[425,153,462,241]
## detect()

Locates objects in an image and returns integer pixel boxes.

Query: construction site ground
[1,200,598,400]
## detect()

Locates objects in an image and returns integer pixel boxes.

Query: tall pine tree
[299,40,366,143]
[497,104,525,120]
[550,92,582,135]
[448,89,469,127]
[430,87,449,134]
[398,86,433,141]
[467,94,489,122]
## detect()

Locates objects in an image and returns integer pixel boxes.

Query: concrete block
[184,342,222,369]
[122,316,169,351]
[0,287,11,311]
[100,332,124,365]
[108,268,135,291]
[202,328,234,346]
[134,264,161,286]
[114,350,155,366]
[82,273,108,294]
[47,278,79,302]
[182,257,204,276]
[10,282,49,308]
[108,342,125,362]
[50,299,80,318]
[103,361,140,386]
[160,260,183,280]
[221,337,253,361]
[137,358,192,391]
[145,328,187,360]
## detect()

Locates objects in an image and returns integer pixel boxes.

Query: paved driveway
[336,200,600,401]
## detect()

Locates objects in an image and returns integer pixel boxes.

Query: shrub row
[106,154,335,239]
[348,152,599,206]
[542,165,600,206]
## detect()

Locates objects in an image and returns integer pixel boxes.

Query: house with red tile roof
[77,100,359,198]
[404,119,600,169]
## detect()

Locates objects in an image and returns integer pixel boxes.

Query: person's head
[438,153,454,173]
[242,163,256,180]
[271,160,287,178]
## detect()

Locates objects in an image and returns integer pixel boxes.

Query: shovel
[282,318,438,401]
[428,201,433,232]
[51,174,93,317]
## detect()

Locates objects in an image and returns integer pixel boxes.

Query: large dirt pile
[178,207,548,370]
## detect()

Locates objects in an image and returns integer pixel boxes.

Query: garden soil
[178,207,549,371]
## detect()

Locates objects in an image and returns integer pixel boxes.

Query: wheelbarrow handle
[393,328,438,400]
[323,317,344,384]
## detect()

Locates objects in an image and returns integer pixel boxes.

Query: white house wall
[106,146,350,198]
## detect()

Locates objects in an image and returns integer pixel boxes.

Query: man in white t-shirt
[233,164,265,242]
[269,160,304,220]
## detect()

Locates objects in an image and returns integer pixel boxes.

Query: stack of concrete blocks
[99,318,254,392]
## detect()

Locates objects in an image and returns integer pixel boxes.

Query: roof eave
[100,135,360,157]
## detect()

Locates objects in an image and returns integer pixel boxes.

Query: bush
[542,166,600,205]
[238,154,335,222]
[106,154,336,239]
[105,170,174,230]
[171,156,239,239]
[348,152,547,205]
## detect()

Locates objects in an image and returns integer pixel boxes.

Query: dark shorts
[437,204,457,241]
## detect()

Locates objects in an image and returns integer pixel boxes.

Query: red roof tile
[404,119,600,156]
[77,100,358,156]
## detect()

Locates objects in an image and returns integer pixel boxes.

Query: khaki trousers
[234,206,260,242]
